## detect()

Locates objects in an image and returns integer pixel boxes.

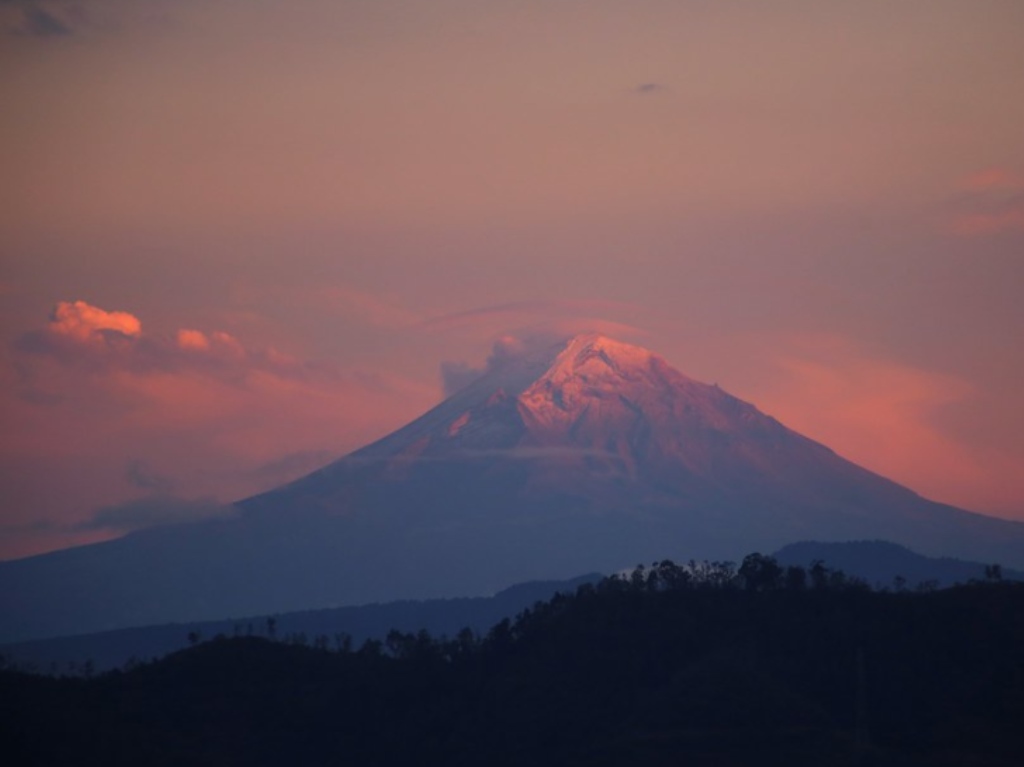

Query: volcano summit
[3,333,1023,641]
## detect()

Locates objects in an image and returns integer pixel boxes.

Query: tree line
[2,553,1022,766]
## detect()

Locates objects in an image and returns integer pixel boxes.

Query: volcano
[3,333,1023,641]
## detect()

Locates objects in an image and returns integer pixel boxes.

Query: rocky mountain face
[3,333,1023,642]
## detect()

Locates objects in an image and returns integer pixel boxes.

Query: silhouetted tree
[810,559,829,590]
[334,632,353,653]
[739,553,783,592]
[784,565,807,591]
[654,559,691,590]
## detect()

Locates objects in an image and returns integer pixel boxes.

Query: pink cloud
[49,300,141,341]
[961,167,1024,192]
[208,331,246,359]
[21,300,317,382]
[950,207,1024,236]
[176,328,210,351]
[319,285,422,329]
[948,167,1024,236]
[231,281,422,331]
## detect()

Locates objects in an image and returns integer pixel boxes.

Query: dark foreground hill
[4,559,1023,767]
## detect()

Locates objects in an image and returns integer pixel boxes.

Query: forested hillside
[3,557,1022,766]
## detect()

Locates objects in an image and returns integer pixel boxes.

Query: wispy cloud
[3,0,185,41]
[962,167,1024,192]
[423,301,555,329]
[317,284,422,329]
[245,448,335,486]
[125,459,176,494]
[231,281,422,331]
[21,6,71,36]
[3,1,77,38]
[948,167,1024,236]
[74,495,238,533]
[950,207,1024,236]
[632,82,667,95]
[439,333,538,396]
[422,298,644,335]
[433,304,648,396]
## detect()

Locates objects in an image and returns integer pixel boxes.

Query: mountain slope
[3,333,1023,642]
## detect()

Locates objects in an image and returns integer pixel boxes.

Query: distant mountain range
[775,540,1021,589]
[0,573,601,674]
[5,540,1018,674]
[3,333,1023,642]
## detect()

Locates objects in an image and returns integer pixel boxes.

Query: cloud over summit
[439,333,554,397]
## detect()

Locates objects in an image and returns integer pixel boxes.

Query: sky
[1,0,1023,560]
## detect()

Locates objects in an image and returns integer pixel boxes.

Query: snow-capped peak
[538,333,654,382]
[516,334,661,426]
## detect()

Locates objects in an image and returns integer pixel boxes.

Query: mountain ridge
[3,332,1023,642]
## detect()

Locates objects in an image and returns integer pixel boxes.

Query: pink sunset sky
[1,0,1023,560]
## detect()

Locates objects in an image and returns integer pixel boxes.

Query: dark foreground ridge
[3,556,1023,766]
